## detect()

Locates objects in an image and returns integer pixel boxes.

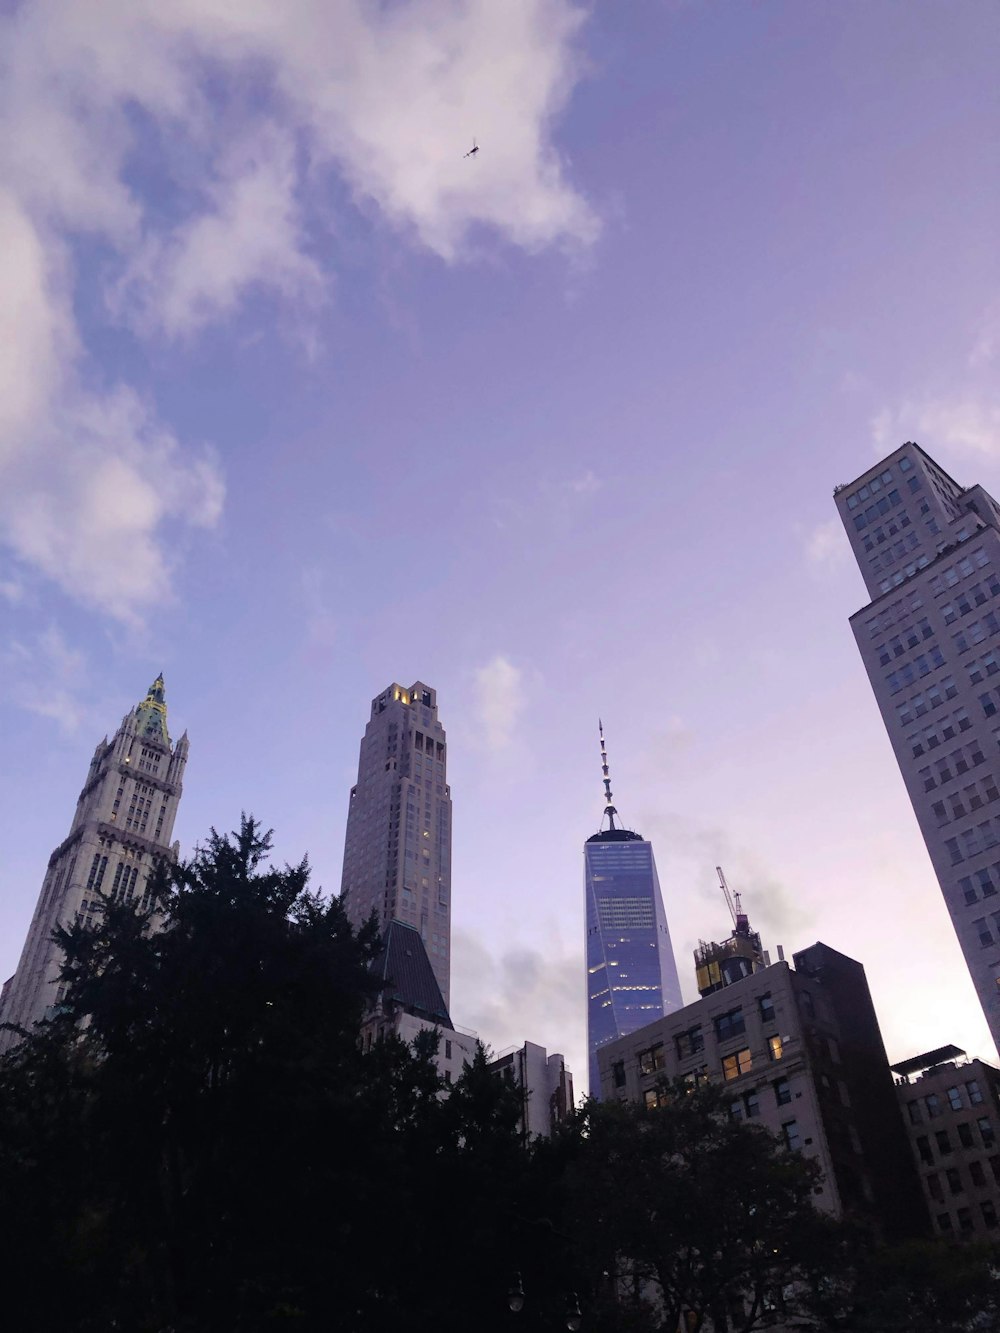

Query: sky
[1,0,999,1095]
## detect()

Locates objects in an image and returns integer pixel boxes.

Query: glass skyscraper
[585,726,682,1095]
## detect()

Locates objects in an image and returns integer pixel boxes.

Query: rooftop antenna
[599,719,618,831]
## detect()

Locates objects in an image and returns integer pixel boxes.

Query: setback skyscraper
[340,682,452,1006]
[585,723,682,1095]
[835,442,1000,1056]
[0,676,188,1048]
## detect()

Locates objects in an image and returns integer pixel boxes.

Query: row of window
[847,466,901,510]
[852,484,904,528]
[730,1078,795,1121]
[907,1080,985,1123]
[954,613,1000,655]
[870,528,922,572]
[877,552,931,594]
[943,573,1000,622]
[944,818,1000,865]
[886,644,947,694]
[862,509,913,557]
[920,741,987,791]
[722,1037,784,1081]
[916,1116,995,1161]
[928,1160,996,1200]
[937,1201,997,1234]
[929,549,991,596]
[930,775,1000,826]
[899,678,960,730]
[960,865,1000,905]
[878,618,935,664]
[865,589,925,640]
[908,704,971,756]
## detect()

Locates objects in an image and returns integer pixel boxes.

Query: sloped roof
[371,920,453,1028]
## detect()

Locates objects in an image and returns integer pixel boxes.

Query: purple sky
[2,1,999,1092]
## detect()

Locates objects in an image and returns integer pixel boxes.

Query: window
[645,1087,669,1110]
[946,1167,963,1195]
[907,1101,922,1125]
[638,1044,666,1076]
[774,1077,792,1107]
[612,1060,626,1089]
[715,1009,746,1042]
[782,1120,801,1150]
[970,1161,986,1187]
[957,1207,974,1233]
[927,1173,943,1202]
[938,1212,953,1233]
[722,1048,752,1081]
[925,1093,942,1118]
[958,1122,975,1149]
[916,1135,933,1164]
[983,1201,998,1229]
[675,1026,704,1059]
[744,1090,761,1119]
[758,993,775,1023]
[767,1035,784,1062]
[967,1079,985,1105]
[936,1130,953,1155]
[445,1039,452,1060]
[978,1117,995,1147]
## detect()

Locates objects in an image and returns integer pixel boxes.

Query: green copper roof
[134,673,170,746]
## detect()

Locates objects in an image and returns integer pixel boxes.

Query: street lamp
[508,1276,583,1330]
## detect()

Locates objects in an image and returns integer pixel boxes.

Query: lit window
[768,1035,783,1062]
[722,1048,752,1081]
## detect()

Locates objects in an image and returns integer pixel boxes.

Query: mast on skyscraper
[598,718,619,831]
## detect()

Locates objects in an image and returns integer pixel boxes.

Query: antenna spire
[599,718,617,830]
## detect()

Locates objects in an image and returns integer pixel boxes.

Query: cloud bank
[0,0,596,621]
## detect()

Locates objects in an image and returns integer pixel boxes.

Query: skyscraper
[0,676,188,1048]
[835,442,1000,1056]
[585,723,682,1095]
[340,681,452,1006]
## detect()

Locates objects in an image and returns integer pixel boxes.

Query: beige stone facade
[0,677,187,1049]
[340,682,452,1005]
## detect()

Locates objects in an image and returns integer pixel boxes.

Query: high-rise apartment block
[0,676,187,1048]
[585,724,682,1095]
[892,1044,1000,1241]
[836,443,1000,1056]
[340,682,452,1006]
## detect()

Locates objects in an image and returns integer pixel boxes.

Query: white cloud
[0,1,595,620]
[116,124,324,340]
[474,654,524,752]
[4,626,90,734]
[872,398,1000,461]
[804,517,847,570]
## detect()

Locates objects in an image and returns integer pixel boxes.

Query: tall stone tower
[340,682,452,1007]
[0,676,188,1048]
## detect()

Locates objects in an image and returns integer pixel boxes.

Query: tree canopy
[3,815,1000,1332]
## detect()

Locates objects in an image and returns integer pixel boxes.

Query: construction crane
[717,865,749,934]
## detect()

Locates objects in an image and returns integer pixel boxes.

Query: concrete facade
[893,1046,1000,1241]
[340,682,452,1006]
[491,1040,575,1138]
[0,676,187,1049]
[598,939,924,1239]
[835,443,1000,1055]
